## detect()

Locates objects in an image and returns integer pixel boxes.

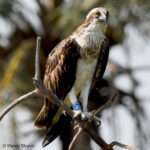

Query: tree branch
[34,36,41,81]
[68,128,83,150]
[109,141,137,150]
[68,93,118,150]
[0,89,37,121]
[0,36,137,150]
[93,93,118,116]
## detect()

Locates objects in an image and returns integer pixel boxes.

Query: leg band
[72,102,82,111]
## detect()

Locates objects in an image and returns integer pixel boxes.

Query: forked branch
[0,37,137,150]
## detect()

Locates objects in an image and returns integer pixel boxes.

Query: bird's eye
[94,12,100,18]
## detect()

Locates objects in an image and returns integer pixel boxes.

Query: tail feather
[42,114,72,147]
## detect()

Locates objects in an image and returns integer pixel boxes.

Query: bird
[34,7,109,147]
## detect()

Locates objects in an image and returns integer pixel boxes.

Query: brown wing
[90,38,109,90]
[34,37,80,128]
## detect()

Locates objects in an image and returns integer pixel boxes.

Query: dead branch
[109,141,137,150]
[0,36,137,150]
[93,93,118,115]
[68,128,83,150]
[0,90,37,121]
[0,37,42,121]
[34,36,41,81]
[68,93,118,150]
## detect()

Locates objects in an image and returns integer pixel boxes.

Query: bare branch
[33,78,74,118]
[0,89,37,121]
[34,36,41,80]
[68,94,117,150]
[93,93,118,116]
[109,141,137,150]
[0,36,137,150]
[0,37,42,121]
[86,127,112,150]
[68,128,83,150]
[68,93,137,150]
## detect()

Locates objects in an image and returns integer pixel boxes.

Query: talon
[92,115,101,126]
[96,120,101,126]
[73,110,101,125]
[63,110,67,116]
[82,112,101,125]
[73,110,82,119]
[73,111,88,121]
[81,113,86,120]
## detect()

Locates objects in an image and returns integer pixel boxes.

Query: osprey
[35,7,109,147]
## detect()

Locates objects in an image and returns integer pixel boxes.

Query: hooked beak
[98,11,109,23]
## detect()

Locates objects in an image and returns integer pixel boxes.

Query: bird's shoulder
[91,38,109,90]
[45,37,80,74]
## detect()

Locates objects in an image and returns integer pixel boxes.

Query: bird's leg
[77,80,92,121]
[79,80,101,124]
[68,87,83,118]
[68,82,92,121]
[79,80,92,112]
[68,86,101,124]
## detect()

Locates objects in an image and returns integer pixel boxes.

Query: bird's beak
[98,11,109,23]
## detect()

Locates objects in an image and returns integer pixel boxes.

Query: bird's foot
[73,111,101,126]
[73,110,89,121]
[72,102,101,125]
[73,110,84,119]
[83,112,101,126]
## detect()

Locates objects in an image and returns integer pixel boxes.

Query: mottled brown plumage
[34,7,109,148]
[35,38,80,128]
[91,38,109,90]
[44,38,80,129]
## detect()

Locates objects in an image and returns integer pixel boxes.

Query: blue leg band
[72,102,82,111]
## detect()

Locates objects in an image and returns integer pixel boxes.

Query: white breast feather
[74,58,97,94]
[76,22,105,48]
[69,21,106,107]
[74,22,105,94]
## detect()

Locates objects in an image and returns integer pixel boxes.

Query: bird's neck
[71,22,106,58]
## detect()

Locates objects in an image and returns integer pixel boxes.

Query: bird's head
[86,7,109,24]
[72,7,109,36]
[84,7,109,33]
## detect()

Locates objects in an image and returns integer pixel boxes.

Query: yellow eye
[94,12,99,17]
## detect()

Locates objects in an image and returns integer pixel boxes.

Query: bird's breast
[75,31,104,58]
[70,30,105,95]
[73,58,97,95]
